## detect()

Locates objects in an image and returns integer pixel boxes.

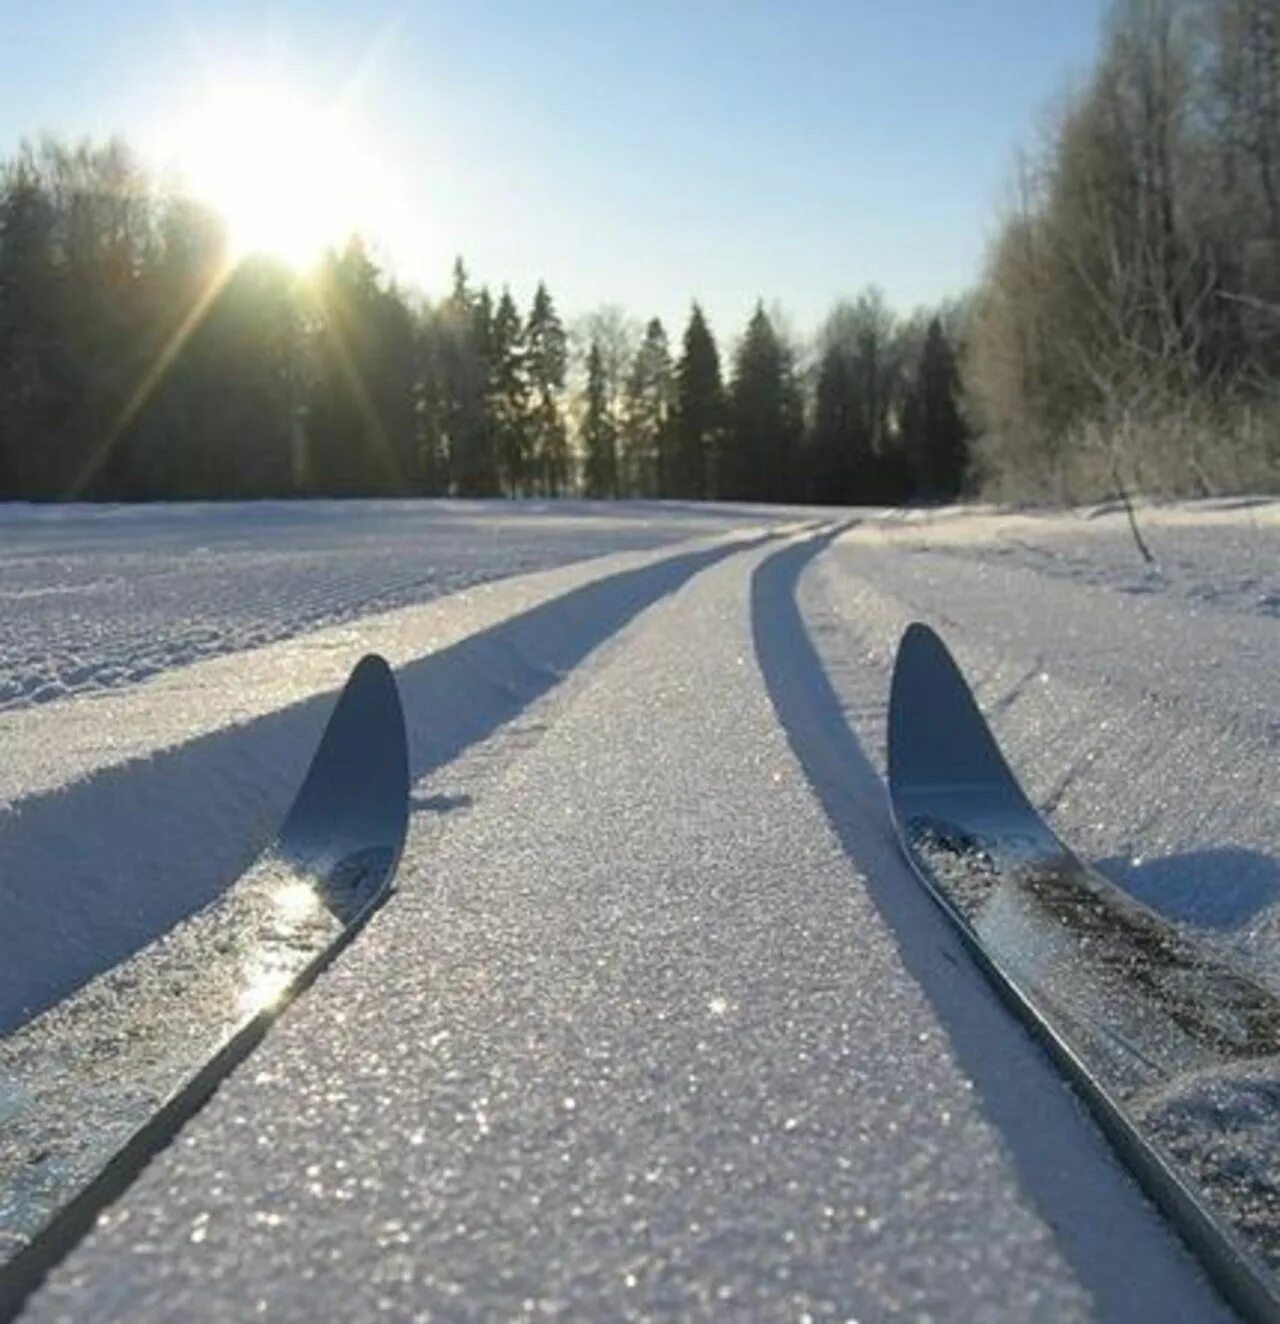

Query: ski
[888,622,1280,1324]
[0,654,409,1318]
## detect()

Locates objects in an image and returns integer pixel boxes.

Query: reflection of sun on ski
[0,656,408,1314]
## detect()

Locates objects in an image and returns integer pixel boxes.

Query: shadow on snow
[750,530,1228,1324]
[1100,848,1280,932]
[0,535,762,1036]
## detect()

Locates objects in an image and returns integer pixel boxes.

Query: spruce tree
[414,309,451,496]
[671,304,723,499]
[307,240,417,496]
[620,317,673,497]
[0,165,57,497]
[489,288,532,495]
[438,260,497,495]
[450,256,471,309]
[580,340,618,497]
[526,281,569,495]
[725,303,803,501]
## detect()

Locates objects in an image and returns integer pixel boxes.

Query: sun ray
[311,273,406,491]
[333,14,405,116]
[68,252,238,498]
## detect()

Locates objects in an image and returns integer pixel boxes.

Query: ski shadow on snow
[410,792,475,816]
[0,534,768,1038]
[750,530,1233,1324]
[1099,847,1280,931]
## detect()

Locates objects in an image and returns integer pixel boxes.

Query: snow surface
[15,497,1276,1324]
[3,498,1276,1320]
[0,509,786,1035]
[880,499,1280,622]
[802,501,1280,988]
[0,500,774,712]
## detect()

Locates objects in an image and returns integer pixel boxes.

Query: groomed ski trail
[26,528,1229,1322]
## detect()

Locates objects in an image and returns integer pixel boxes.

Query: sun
[179,86,373,268]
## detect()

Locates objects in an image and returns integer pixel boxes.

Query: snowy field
[3,497,1277,1321]
[0,500,777,710]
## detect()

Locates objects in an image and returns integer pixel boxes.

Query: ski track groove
[801,524,1280,1032]
[22,527,1235,1323]
[2,502,1275,1321]
[0,533,764,1040]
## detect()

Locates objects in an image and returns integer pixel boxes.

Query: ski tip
[350,652,406,745]
[279,653,410,879]
[351,651,393,678]
[888,624,965,771]
[887,622,1027,808]
[892,621,946,687]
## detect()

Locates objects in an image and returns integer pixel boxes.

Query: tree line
[0,136,967,504]
[967,0,1280,500]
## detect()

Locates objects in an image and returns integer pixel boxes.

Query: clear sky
[1,0,1107,340]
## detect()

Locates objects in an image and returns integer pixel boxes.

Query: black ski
[889,622,1280,1323]
[0,654,409,1318]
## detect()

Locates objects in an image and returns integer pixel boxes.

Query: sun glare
[180,86,374,269]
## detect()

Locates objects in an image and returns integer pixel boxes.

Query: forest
[0,0,1276,506]
[968,0,1280,499]
[0,135,965,505]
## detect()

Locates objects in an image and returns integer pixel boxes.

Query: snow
[0,851,348,1260]
[1137,1058,1280,1275]
[0,500,775,712]
[873,498,1279,621]
[2,497,1276,1320]
[803,502,1280,982]
[0,507,784,1036]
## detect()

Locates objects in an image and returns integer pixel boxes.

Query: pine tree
[725,303,803,501]
[526,281,569,495]
[621,317,673,497]
[671,304,723,499]
[580,339,617,497]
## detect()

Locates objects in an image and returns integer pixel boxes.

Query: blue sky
[1,0,1107,340]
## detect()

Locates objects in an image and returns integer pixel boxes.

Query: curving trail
[19,512,1266,1323]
